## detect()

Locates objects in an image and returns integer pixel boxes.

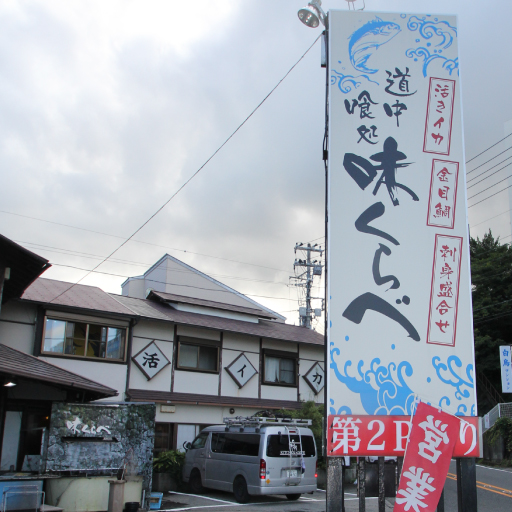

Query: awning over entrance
[0,344,118,400]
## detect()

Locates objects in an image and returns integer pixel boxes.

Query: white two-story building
[1,249,325,467]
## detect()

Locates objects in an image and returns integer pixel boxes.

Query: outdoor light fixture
[297,0,326,28]
[3,381,16,387]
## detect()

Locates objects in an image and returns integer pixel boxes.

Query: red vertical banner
[394,402,460,512]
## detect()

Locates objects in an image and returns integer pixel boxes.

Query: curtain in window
[280,358,295,384]
[265,356,281,383]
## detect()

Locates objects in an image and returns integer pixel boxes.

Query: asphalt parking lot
[157,484,398,512]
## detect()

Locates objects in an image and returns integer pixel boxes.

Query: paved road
[160,462,512,511]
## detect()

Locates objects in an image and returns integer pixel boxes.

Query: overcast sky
[1,0,511,329]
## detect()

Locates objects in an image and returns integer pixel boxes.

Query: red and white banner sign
[394,402,459,512]
[327,413,479,457]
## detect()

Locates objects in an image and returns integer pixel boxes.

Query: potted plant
[152,450,186,492]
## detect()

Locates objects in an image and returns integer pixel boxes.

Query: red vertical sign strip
[394,402,460,512]
[427,234,463,346]
[423,78,456,155]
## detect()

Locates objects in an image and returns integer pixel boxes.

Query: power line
[47,33,322,304]
[470,209,512,229]
[466,146,512,175]
[467,173,512,200]
[466,132,512,164]
[1,210,289,273]
[48,263,297,301]
[16,240,290,286]
[466,159,512,188]
[468,182,512,208]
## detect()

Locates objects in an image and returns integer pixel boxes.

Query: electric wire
[467,173,512,200]
[47,33,323,304]
[466,160,512,188]
[17,240,290,286]
[468,182,512,208]
[470,209,512,229]
[49,263,297,301]
[466,132,512,165]
[466,146,512,175]
[1,210,289,273]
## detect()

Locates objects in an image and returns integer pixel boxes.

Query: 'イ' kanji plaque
[225,353,258,388]
[132,340,170,380]
[327,10,477,454]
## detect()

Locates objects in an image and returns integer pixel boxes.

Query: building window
[154,422,175,455]
[263,353,297,386]
[177,342,219,372]
[42,318,126,360]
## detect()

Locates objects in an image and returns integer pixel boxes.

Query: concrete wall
[46,476,143,512]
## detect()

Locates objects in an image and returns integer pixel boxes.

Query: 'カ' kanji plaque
[303,362,325,394]
[225,353,258,388]
[327,10,476,455]
[132,341,170,380]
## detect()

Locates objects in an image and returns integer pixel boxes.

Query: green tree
[471,230,512,412]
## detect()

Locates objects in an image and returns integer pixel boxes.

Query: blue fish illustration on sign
[349,17,401,74]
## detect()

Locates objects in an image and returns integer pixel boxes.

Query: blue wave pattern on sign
[330,342,415,415]
[331,68,379,94]
[407,15,457,49]
[405,15,459,77]
[329,399,352,416]
[432,355,475,415]
[348,17,401,74]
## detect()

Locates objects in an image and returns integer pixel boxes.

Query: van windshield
[266,434,316,457]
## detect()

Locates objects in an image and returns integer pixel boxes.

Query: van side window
[211,433,260,456]
[191,431,209,449]
[266,434,316,457]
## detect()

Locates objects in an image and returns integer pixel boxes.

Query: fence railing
[483,402,512,432]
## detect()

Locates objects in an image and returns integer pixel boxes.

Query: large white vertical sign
[327,11,477,456]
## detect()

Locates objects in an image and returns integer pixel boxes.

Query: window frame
[176,338,220,374]
[41,316,128,363]
[262,349,298,387]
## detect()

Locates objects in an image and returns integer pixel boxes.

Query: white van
[182,416,318,503]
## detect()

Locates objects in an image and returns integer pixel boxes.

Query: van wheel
[286,494,301,500]
[189,469,205,494]
[233,476,250,503]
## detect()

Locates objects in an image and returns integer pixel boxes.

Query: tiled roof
[148,290,278,319]
[22,278,134,316]
[21,278,324,347]
[0,343,118,398]
[114,294,324,346]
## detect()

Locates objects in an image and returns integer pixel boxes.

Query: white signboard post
[327,10,477,457]
[499,345,512,393]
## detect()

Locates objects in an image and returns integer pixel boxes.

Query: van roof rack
[223,416,312,428]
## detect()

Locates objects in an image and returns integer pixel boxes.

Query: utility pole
[291,242,324,328]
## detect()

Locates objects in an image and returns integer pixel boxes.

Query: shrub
[486,417,512,456]
[153,450,186,482]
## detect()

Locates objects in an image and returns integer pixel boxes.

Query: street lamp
[297,0,327,28]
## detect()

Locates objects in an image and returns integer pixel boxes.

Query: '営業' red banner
[394,402,459,512]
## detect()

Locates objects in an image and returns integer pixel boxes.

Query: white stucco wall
[38,356,127,401]
[155,404,261,425]
[221,349,259,398]
[260,384,297,401]
[299,360,325,403]
[173,369,219,395]
[129,337,173,391]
